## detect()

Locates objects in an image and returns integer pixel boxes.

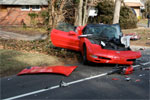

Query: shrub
[28,13,38,19]
[96,0,114,24]
[40,10,49,26]
[120,6,137,29]
[28,13,39,27]
[92,0,137,29]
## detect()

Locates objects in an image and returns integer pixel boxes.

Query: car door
[51,29,80,51]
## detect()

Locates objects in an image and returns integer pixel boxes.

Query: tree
[75,0,92,26]
[47,0,66,32]
[113,0,121,24]
[83,0,89,25]
[78,0,83,26]
[94,0,137,29]
[95,0,115,24]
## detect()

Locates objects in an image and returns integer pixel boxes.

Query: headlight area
[89,55,112,63]
[90,55,100,62]
[90,55,98,59]
[90,55,111,60]
[99,56,111,60]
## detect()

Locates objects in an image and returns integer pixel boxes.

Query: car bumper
[87,51,141,65]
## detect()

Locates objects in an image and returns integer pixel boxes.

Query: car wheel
[83,45,88,65]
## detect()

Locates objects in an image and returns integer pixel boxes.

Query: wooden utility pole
[113,0,121,24]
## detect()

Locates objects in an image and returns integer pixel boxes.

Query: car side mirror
[78,34,93,38]
[69,31,76,35]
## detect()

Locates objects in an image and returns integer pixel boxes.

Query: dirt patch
[0,26,47,36]
[122,28,150,47]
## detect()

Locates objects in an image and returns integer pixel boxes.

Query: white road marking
[133,62,150,68]
[3,73,107,100]
[3,62,150,100]
[3,86,60,100]
[132,65,140,68]
[141,62,150,65]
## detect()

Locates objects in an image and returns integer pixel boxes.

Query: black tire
[83,45,88,65]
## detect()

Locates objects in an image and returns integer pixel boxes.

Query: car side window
[83,27,94,35]
[56,22,76,32]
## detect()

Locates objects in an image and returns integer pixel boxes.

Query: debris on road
[125,76,129,78]
[142,67,150,70]
[59,80,69,87]
[112,78,119,80]
[125,77,131,81]
[140,67,150,71]
[138,74,145,77]
[122,66,134,75]
[17,66,78,76]
[135,79,140,82]
[7,78,12,81]
[139,74,143,77]
[108,65,134,75]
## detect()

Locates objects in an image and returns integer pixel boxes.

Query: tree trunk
[82,0,88,26]
[74,8,79,26]
[113,0,121,24]
[78,0,83,26]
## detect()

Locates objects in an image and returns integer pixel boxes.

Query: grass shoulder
[0,49,64,77]
[122,28,150,47]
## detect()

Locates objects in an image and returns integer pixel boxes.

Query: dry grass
[0,49,64,77]
[138,19,148,24]
[122,28,150,46]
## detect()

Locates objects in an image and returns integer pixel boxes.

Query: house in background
[0,0,48,26]
[0,0,145,26]
[124,0,144,18]
[89,0,144,18]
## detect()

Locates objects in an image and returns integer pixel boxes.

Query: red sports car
[51,23,141,65]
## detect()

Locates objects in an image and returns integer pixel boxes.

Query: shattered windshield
[83,24,122,39]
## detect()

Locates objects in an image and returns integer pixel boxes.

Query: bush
[28,13,39,27]
[96,0,114,24]
[40,10,49,26]
[28,13,38,19]
[120,6,137,29]
[92,0,137,29]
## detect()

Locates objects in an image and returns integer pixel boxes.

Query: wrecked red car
[51,23,141,65]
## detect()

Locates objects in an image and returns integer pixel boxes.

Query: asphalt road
[1,49,150,100]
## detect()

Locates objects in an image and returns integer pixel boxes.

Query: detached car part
[108,65,134,75]
[18,66,78,76]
